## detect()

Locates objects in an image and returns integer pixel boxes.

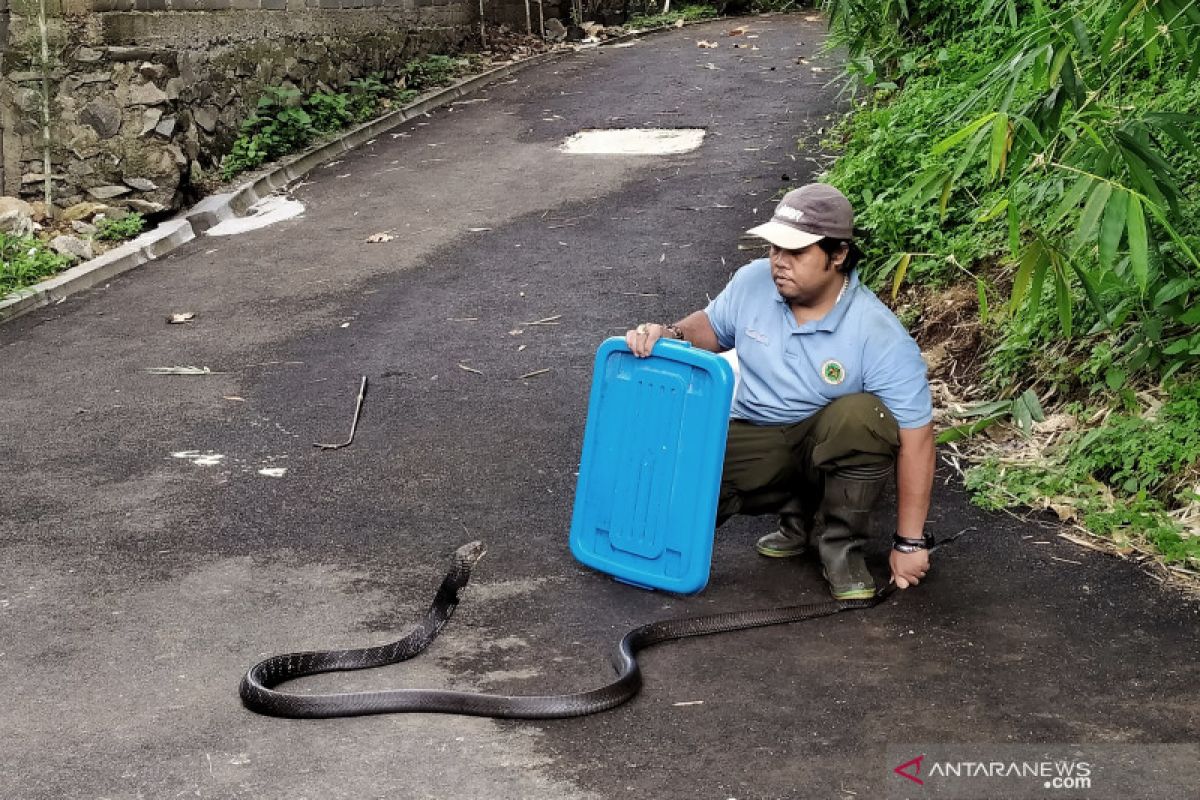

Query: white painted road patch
[560,128,706,155]
[205,195,305,237]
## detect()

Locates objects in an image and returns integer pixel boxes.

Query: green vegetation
[1,233,71,297]
[222,55,475,180]
[818,0,1200,566]
[94,212,145,242]
[627,3,719,29]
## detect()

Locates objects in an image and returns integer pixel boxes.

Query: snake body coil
[239,541,888,719]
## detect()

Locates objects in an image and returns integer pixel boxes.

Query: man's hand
[889,548,930,589]
[625,323,666,357]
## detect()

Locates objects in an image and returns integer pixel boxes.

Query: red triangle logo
[894,754,925,786]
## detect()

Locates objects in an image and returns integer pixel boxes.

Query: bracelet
[892,532,934,553]
[664,323,684,340]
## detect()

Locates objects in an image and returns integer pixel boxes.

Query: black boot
[817,463,892,600]
[755,496,816,558]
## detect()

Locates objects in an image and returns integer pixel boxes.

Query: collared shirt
[703,258,933,428]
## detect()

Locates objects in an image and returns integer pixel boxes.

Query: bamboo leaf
[1075,182,1111,250]
[1119,145,1172,212]
[1049,175,1093,227]
[891,253,912,300]
[932,112,998,156]
[1064,253,1110,329]
[1048,43,1072,87]
[1069,15,1092,58]
[1053,255,1072,337]
[1011,239,1043,311]
[977,279,989,324]
[874,251,907,283]
[938,177,954,219]
[978,196,1009,223]
[1100,0,1143,62]
[1143,203,1200,270]
[899,166,948,205]
[989,113,1010,181]
[1098,189,1128,270]
[1126,194,1149,293]
[1007,200,1021,256]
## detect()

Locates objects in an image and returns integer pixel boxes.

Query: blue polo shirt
[704,259,932,429]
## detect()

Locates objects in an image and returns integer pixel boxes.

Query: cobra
[239,540,897,719]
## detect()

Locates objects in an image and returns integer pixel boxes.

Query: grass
[1,233,72,297]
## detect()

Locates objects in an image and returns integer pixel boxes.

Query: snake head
[454,541,487,570]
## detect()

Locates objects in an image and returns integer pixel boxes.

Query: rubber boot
[817,463,893,600]
[755,497,816,558]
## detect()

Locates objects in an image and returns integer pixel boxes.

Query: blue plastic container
[569,337,735,593]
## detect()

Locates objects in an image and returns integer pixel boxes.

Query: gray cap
[746,183,855,250]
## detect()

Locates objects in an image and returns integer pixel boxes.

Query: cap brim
[745,221,823,250]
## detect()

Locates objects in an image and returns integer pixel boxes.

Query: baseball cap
[746,183,855,250]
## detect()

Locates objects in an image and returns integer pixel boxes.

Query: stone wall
[0,0,536,214]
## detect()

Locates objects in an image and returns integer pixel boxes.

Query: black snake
[239,541,900,719]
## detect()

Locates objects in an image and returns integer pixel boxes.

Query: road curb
[0,16,729,324]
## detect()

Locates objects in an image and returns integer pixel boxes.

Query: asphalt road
[2,14,1197,800]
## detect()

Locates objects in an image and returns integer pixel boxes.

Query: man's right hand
[625,323,665,357]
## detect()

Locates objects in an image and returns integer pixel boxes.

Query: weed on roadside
[94,213,146,242]
[1,233,72,297]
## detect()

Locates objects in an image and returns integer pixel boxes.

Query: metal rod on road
[313,375,368,450]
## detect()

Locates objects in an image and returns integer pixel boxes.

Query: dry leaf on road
[366,232,394,243]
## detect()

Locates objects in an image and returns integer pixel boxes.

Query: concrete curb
[0,16,729,324]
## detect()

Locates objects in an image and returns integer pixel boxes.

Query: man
[625,183,935,600]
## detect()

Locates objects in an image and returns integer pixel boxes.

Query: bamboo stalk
[37,0,53,214]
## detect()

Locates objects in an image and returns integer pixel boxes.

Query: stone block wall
[0,0,509,213]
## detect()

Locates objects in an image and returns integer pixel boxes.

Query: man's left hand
[889,548,930,589]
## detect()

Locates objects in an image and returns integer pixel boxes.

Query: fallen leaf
[727,26,747,36]
[674,18,685,27]
[517,344,527,351]
[702,62,720,70]
[467,227,492,232]
[508,328,524,336]
[366,232,394,243]
[518,368,551,379]
[696,40,718,48]
[457,363,484,375]
[167,312,196,324]
[223,396,245,402]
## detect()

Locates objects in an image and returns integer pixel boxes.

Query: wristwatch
[892,532,935,554]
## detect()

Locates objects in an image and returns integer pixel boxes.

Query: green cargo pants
[716,393,900,526]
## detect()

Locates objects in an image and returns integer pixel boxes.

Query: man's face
[768,243,844,305]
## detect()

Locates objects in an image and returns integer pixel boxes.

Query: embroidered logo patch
[821,359,846,385]
[744,327,769,345]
